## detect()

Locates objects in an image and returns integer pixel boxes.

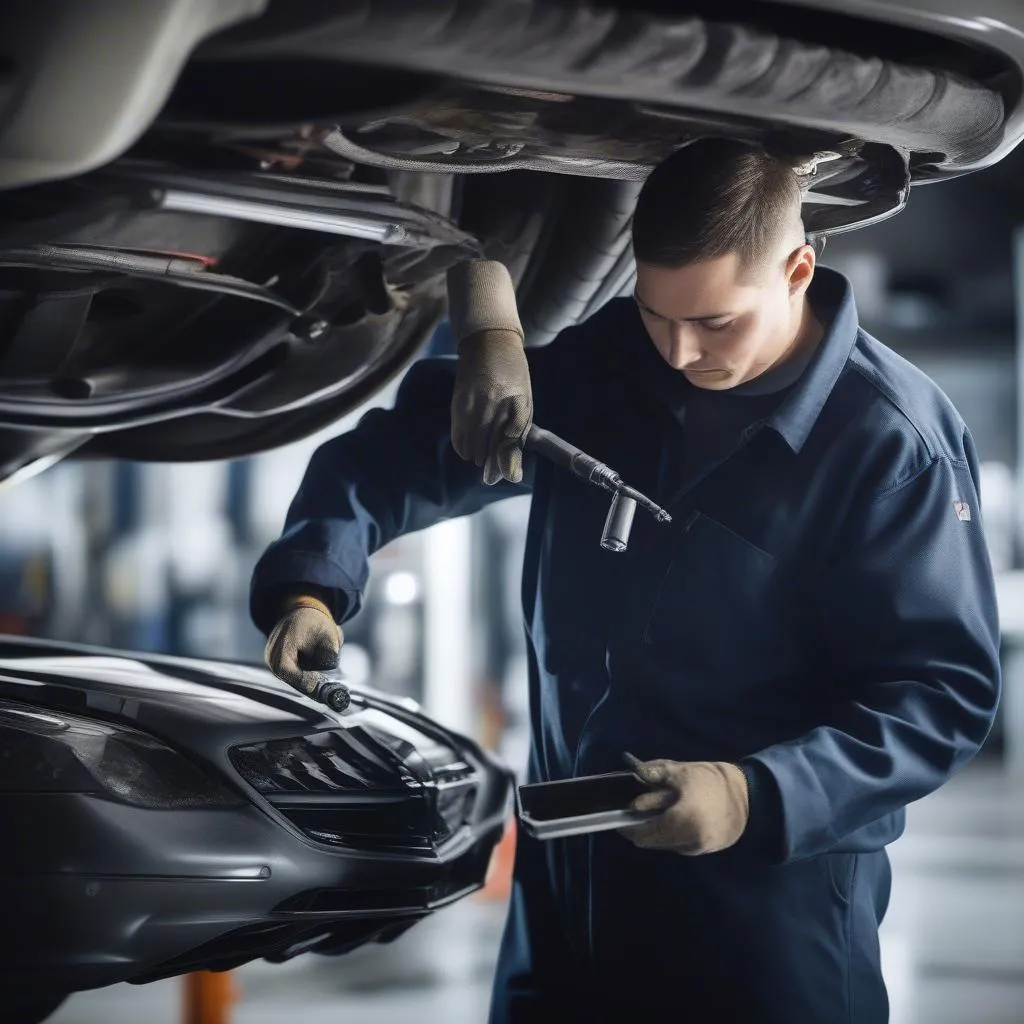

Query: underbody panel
[0,0,1019,477]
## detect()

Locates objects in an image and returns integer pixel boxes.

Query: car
[2,0,1023,1018]
[0,0,1021,483]
[0,634,512,1022]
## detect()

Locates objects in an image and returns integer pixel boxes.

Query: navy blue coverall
[251,269,1001,1023]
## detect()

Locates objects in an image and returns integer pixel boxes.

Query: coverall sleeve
[745,449,1001,862]
[249,353,535,634]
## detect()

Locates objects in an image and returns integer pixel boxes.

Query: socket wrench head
[326,687,351,713]
[601,492,638,552]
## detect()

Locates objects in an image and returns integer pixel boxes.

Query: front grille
[230,712,478,853]
[230,728,398,793]
[276,792,437,852]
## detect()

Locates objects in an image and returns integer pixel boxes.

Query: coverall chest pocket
[642,511,788,688]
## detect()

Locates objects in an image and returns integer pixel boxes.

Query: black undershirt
[662,327,819,497]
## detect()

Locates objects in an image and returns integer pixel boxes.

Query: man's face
[634,250,810,390]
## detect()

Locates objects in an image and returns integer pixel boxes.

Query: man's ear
[786,243,816,298]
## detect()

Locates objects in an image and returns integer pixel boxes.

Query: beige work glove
[618,755,750,856]
[264,594,341,697]
[447,260,533,486]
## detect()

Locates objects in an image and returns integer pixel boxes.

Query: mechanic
[251,138,1001,1023]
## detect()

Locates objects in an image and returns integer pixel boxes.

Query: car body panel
[0,0,269,190]
[0,635,512,992]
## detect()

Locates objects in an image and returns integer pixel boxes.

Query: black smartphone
[517,772,655,840]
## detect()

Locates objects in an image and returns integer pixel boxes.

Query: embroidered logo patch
[953,501,972,522]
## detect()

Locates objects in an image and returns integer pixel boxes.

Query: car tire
[214,0,1004,174]
[460,170,641,347]
[517,174,640,347]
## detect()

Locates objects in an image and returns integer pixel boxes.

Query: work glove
[618,755,750,856]
[447,259,533,486]
[264,594,341,697]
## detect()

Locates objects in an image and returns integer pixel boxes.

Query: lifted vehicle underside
[0,0,1018,480]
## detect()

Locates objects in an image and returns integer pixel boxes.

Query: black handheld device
[517,771,659,840]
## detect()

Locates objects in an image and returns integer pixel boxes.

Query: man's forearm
[745,675,996,862]
[250,355,531,637]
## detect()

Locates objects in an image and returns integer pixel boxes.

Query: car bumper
[0,787,508,991]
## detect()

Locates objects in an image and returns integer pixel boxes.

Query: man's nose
[665,322,700,370]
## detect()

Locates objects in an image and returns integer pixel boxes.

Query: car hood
[0,634,441,753]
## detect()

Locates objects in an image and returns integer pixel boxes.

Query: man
[251,139,1000,1022]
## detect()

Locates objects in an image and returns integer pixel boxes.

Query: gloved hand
[447,260,533,486]
[618,755,750,855]
[264,594,341,697]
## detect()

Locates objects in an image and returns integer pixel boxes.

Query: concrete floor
[51,760,1024,1024]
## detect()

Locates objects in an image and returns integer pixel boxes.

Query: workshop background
[6,145,1024,1022]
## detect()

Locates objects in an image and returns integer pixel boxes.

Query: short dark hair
[631,138,803,272]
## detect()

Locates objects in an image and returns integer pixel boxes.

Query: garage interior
[0,130,1015,1023]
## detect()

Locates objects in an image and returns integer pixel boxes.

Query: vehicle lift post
[182,971,237,1024]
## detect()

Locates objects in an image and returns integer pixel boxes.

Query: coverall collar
[764,267,860,453]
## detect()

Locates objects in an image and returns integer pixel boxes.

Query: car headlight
[0,700,241,809]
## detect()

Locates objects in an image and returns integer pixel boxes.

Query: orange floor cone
[474,684,515,902]
[182,970,238,1024]
[478,817,516,901]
